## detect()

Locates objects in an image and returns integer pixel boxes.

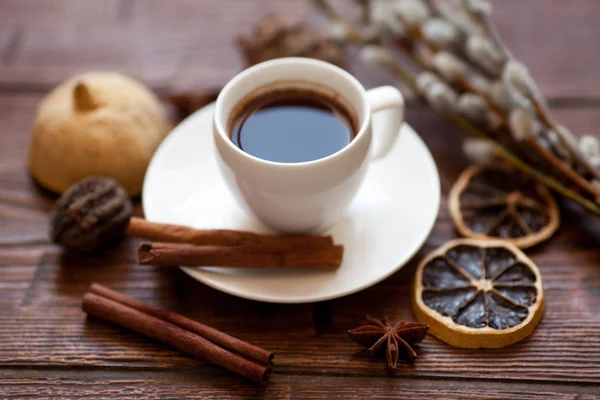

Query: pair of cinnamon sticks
[82,283,273,384]
[129,217,344,269]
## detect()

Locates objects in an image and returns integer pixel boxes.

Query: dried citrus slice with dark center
[412,239,544,348]
[449,163,559,248]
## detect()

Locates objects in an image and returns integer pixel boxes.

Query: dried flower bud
[503,61,539,99]
[425,81,458,115]
[457,93,500,131]
[437,0,480,36]
[487,81,511,112]
[396,80,417,102]
[394,0,430,27]
[579,135,599,153]
[547,129,573,162]
[387,20,407,38]
[509,109,537,142]
[469,75,490,94]
[422,18,460,49]
[370,0,407,37]
[362,24,386,44]
[457,93,489,125]
[463,138,497,164]
[535,134,553,152]
[360,45,397,69]
[432,51,467,83]
[462,0,492,17]
[486,110,502,131]
[416,71,441,96]
[488,80,530,113]
[555,125,579,150]
[579,135,600,169]
[414,45,434,67]
[466,35,505,75]
[326,21,351,42]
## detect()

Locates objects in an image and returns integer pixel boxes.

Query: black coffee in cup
[228,81,358,163]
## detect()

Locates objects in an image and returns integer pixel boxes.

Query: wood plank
[0,94,59,254]
[1,369,599,399]
[491,0,600,100]
[0,0,599,99]
[2,246,599,383]
[0,0,310,92]
[2,0,600,396]
[0,27,19,65]
[1,99,600,389]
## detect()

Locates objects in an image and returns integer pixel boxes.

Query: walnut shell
[50,176,132,252]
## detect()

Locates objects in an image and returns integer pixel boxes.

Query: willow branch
[492,146,600,216]
[313,0,600,214]
[393,6,600,198]
[365,47,597,212]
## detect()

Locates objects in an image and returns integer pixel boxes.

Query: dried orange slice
[412,239,544,348]
[449,163,559,248]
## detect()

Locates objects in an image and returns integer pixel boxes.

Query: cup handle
[366,86,405,160]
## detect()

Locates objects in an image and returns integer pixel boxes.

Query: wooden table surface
[1,1,599,398]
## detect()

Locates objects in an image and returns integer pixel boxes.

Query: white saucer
[143,103,440,303]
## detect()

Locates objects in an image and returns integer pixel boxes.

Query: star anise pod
[348,316,429,369]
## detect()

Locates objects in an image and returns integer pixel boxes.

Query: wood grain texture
[1,369,599,399]
[1,0,600,99]
[1,0,600,398]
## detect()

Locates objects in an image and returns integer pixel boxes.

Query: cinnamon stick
[82,290,272,385]
[138,242,344,269]
[89,283,273,365]
[127,217,334,249]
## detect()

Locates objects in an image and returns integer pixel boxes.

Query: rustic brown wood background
[1,1,599,398]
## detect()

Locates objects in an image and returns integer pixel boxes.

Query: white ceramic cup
[213,57,404,233]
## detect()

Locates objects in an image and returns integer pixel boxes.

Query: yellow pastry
[28,72,171,196]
